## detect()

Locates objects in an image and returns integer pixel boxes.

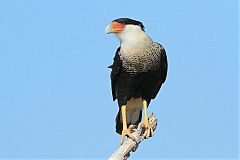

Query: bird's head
[105,18,145,34]
[105,18,147,45]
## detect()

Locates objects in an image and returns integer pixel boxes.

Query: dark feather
[109,42,168,134]
[109,47,121,101]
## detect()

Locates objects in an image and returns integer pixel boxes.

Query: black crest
[113,18,145,31]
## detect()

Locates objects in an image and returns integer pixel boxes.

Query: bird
[105,18,168,144]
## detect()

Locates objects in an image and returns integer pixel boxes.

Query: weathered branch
[108,113,157,160]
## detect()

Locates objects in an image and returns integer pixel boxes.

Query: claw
[128,124,137,131]
[120,105,139,144]
[120,125,138,144]
[120,105,139,145]
[139,120,153,138]
[144,118,154,138]
[120,128,134,144]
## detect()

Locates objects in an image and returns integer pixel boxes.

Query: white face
[116,25,142,40]
[118,25,143,35]
[116,25,148,46]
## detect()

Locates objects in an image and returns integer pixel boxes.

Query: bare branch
[108,113,158,160]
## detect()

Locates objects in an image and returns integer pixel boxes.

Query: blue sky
[0,0,238,159]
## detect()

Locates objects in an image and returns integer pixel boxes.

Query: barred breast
[120,40,163,73]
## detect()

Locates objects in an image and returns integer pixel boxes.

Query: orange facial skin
[111,22,124,33]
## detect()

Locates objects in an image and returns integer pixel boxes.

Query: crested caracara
[106,18,168,144]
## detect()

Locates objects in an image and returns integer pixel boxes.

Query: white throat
[116,25,150,52]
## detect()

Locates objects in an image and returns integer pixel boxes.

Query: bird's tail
[115,109,142,135]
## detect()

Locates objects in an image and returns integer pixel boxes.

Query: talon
[140,119,154,138]
[120,105,138,145]
[144,118,154,138]
[121,126,137,145]
[128,125,137,132]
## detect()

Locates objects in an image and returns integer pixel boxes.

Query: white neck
[115,25,150,51]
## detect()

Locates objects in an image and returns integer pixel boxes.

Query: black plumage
[109,42,167,134]
[112,18,145,31]
[106,18,168,136]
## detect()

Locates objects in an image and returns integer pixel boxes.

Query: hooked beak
[105,22,124,34]
[105,24,113,34]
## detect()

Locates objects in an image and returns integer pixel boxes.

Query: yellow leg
[120,105,135,144]
[122,105,127,130]
[142,99,153,138]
